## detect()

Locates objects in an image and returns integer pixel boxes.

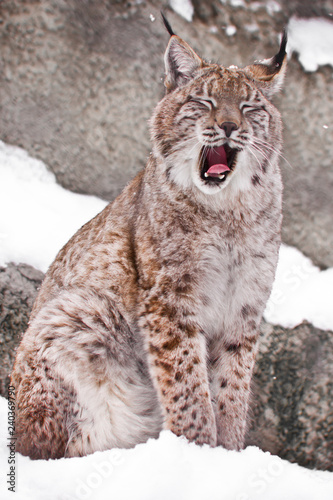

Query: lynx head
[150,21,287,196]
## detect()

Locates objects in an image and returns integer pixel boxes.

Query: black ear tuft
[161,11,176,37]
[273,29,288,69]
[243,30,287,97]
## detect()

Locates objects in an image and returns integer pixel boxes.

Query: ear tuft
[273,28,288,70]
[161,11,176,37]
[244,30,288,98]
[164,36,204,92]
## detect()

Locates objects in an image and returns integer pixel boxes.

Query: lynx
[11,19,287,459]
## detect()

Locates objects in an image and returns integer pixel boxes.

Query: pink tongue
[206,146,230,175]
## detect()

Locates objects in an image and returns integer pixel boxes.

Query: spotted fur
[11,29,286,458]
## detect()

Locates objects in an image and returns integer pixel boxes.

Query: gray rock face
[0,264,44,396]
[0,0,332,471]
[0,0,165,201]
[248,321,333,471]
[279,65,333,269]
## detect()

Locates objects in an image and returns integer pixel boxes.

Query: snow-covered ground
[1,394,333,500]
[1,140,332,331]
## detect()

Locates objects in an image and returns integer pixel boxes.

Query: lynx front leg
[209,332,259,450]
[141,310,217,446]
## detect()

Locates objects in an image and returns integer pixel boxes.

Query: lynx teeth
[204,172,226,180]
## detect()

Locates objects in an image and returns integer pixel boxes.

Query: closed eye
[191,98,215,110]
[241,104,256,113]
[241,103,265,114]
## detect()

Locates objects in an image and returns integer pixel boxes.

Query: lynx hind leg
[11,288,162,459]
[209,332,259,450]
[11,349,74,459]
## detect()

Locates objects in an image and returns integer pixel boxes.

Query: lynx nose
[219,121,238,138]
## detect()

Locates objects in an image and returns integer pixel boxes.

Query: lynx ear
[244,31,288,98]
[164,36,204,92]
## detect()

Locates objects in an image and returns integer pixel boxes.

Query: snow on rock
[265,1,281,15]
[169,0,194,22]
[220,0,245,7]
[288,17,333,71]
[229,0,246,7]
[226,25,237,36]
[245,23,259,34]
[209,25,219,34]
[0,141,107,273]
[264,244,333,331]
[1,396,333,500]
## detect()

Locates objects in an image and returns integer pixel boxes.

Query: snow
[245,23,259,34]
[249,2,264,11]
[221,0,280,12]
[209,25,219,34]
[288,17,333,71]
[229,0,246,8]
[226,25,237,36]
[220,0,245,7]
[0,141,107,273]
[265,1,281,15]
[169,0,194,22]
[264,244,333,331]
[1,396,332,500]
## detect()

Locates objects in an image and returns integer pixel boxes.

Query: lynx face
[151,33,287,196]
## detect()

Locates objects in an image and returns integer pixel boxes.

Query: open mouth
[200,144,238,184]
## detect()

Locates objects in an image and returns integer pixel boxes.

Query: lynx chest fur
[11,23,287,459]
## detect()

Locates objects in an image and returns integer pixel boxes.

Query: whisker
[249,138,278,159]
[249,139,279,167]
[172,137,200,156]
[247,140,276,171]
[248,146,264,170]
[251,137,293,169]
[249,142,275,171]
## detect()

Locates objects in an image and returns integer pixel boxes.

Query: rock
[0,0,166,201]
[0,263,44,396]
[278,63,333,269]
[248,321,333,471]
